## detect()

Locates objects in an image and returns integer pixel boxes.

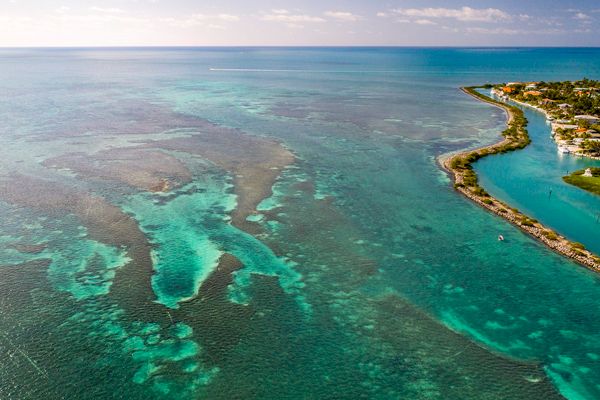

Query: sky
[0,0,599,47]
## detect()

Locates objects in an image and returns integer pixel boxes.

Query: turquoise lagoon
[475,93,600,254]
[1,48,600,399]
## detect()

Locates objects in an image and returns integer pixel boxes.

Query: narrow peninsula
[442,86,600,272]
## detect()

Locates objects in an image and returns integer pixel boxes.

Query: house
[502,86,514,94]
[523,90,542,97]
[558,103,572,109]
[575,115,600,124]
[583,168,593,177]
[506,82,522,86]
[553,123,579,130]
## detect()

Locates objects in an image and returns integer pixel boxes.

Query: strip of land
[441,87,600,272]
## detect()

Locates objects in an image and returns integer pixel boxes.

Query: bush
[472,187,488,196]
[543,231,558,241]
[520,217,534,227]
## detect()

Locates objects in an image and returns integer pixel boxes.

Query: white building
[583,168,593,177]
[574,115,600,124]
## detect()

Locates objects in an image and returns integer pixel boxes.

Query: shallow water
[1,48,600,399]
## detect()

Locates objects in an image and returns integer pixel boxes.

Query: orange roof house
[502,86,514,93]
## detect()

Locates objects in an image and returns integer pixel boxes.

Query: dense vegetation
[508,78,600,116]
[496,79,600,157]
[563,167,600,196]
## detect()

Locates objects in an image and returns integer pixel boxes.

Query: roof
[553,124,579,130]
[575,115,600,121]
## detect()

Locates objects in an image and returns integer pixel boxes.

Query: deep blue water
[1,48,600,399]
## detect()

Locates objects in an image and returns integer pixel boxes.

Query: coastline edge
[439,86,600,273]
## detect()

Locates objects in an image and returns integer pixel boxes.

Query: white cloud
[390,6,510,22]
[466,27,565,35]
[415,19,436,25]
[376,12,387,18]
[466,27,520,35]
[216,14,240,22]
[573,12,591,20]
[261,13,325,23]
[271,9,289,15]
[90,7,125,14]
[324,11,361,22]
[573,12,593,25]
[159,13,240,28]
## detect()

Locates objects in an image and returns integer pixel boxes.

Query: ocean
[1,47,600,399]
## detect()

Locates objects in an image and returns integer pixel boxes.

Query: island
[563,167,600,196]
[441,85,600,272]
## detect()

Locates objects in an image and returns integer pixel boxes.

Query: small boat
[498,235,504,241]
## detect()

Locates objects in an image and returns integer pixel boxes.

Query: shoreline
[495,89,600,161]
[440,87,600,273]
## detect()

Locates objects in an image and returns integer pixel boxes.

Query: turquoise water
[1,48,600,399]
[475,94,600,254]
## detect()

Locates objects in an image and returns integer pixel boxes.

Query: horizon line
[1,45,600,49]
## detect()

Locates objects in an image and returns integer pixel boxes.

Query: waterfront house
[558,103,572,109]
[575,115,600,124]
[553,123,579,130]
[583,168,593,177]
